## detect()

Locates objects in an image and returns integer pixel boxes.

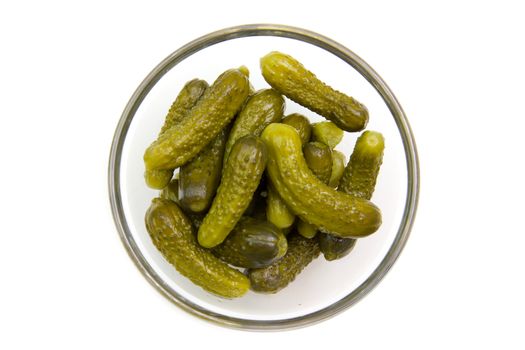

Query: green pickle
[145,198,250,298]
[248,232,320,293]
[198,135,267,248]
[320,130,385,261]
[224,89,284,163]
[297,141,333,238]
[145,79,209,189]
[328,150,346,188]
[311,121,344,149]
[144,68,250,171]
[179,127,228,214]
[303,142,332,184]
[260,51,368,132]
[281,113,312,144]
[212,217,287,268]
[261,123,381,238]
[266,183,295,229]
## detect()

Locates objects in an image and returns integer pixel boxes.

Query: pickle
[281,113,311,145]
[248,232,320,293]
[303,142,332,184]
[212,217,287,268]
[260,51,368,132]
[298,141,333,238]
[179,127,228,214]
[320,131,385,261]
[261,123,381,238]
[144,79,209,189]
[311,121,344,149]
[144,68,250,171]
[198,135,267,248]
[160,79,209,135]
[145,198,249,298]
[159,178,179,203]
[339,131,385,198]
[224,89,285,163]
[266,183,295,229]
[328,150,346,188]
[318,233,357,261]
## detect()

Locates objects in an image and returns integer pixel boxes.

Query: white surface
[0,1,524,349]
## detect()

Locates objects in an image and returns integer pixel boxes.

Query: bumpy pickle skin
[319,130,385,261]
[197,135,267,248]
[281,113,312,145]
[311,121,344,149]
[338,131,385,198]
[297,141,333,238]
[223,89,285,163]
[266,183,295,229]
[179,127,228,214]
[144,68,250,171]
[248,232,320,293]
[145,79,209,189]
[145,198,250,298]
[212,217,287,268]
[260,51,368,132]
[261,123,381,238]
[328,150,346,188]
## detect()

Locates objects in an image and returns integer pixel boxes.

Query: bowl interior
[115,33,410,323]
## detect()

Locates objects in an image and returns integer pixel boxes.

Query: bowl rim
[108,23,419,331]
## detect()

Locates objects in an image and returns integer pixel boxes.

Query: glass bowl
[108,24,419,330]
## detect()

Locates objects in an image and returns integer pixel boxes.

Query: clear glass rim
[108,23,420,331]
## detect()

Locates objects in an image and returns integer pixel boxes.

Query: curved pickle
[144,68,249,171]
[145,79,208,189]
[261,123,381,238]
[261,51,368,132]
[145,198,249,298]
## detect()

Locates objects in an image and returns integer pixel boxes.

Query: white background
[1,1,524,349]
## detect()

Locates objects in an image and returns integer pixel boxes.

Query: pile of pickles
[143,51,385,298]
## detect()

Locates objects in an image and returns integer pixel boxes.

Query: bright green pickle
[311,121,344,149]
[144,68,249,171]
[261,123,382,238]
[198,135,267,248]
[328,150,346,188]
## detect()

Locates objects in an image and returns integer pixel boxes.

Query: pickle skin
[179,127,228,214]
[145,79,208,189]
[320,130,385,261]
[281,113,312,145]
[145,198,250,298]
[248,232,320,293]
[266,183,295,229]
[261,123,381,238]
[198,135,268,248]
[144,68,250,171]
[212,217,287,268]
[303,141,333,184]
[224,89,285,163]
[260,51,368,132]
[328,150,347,188]
[311,121,344,149]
